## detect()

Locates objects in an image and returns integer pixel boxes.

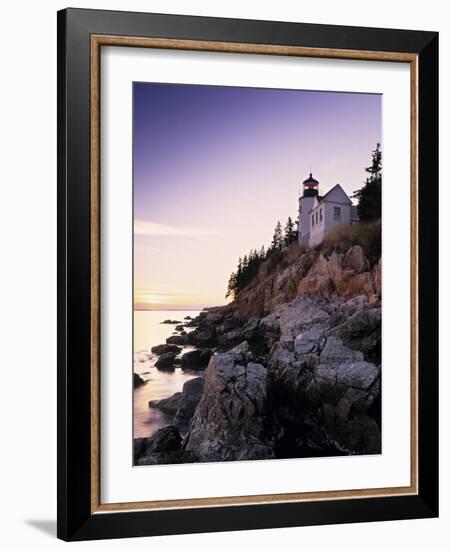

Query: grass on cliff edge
[316,219,381,266]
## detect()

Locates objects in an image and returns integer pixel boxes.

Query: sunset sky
[133,83,381,310]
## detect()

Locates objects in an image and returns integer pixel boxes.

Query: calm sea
[133,310,201,439]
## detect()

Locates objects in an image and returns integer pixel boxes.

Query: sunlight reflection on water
[133,310,201,439]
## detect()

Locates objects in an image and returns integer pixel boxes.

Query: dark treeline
[226,216,298,299]
[353,143,382,222]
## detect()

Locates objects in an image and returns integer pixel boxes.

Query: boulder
[133,372,146,388]
[149,392,183,415]
[151,343,182,356]
[180,349,213,371]
[184,352,274,462]
[276,295,330,338]
[166,334,190,345]
[268,330,381,455]
[134,425,184,465]
[154,352,177,371]
[148,377,204,433]
[330,306,381,363]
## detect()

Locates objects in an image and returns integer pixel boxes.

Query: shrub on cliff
[317,220,381,265]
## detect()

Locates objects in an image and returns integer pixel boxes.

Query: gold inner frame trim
[90,34,419,514]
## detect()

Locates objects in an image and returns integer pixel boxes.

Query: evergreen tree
[270,221,283,251]
[284,216,296,246]
[225,214,300,299]
[225,271,237,299]
[353,143,382,222]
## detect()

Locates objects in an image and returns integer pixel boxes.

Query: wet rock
[154,352,177,371]
[148,377,204,433]
[166,334,190,345]
[134,426,185,465]
[149,392,183,415]
[151,343,182,356]
[133,372,146,388]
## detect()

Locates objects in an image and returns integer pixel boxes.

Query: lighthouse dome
[303,173,319,186]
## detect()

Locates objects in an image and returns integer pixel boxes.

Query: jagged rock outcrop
[184,343,274,462]
[233,245,380,321]
[268,296,381,455]
[135,243,383,465]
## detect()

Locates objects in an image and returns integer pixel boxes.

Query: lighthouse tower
[298,173,319,245]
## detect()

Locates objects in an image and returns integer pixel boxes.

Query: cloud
[134,220,219,238]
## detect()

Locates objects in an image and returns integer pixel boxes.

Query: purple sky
[133,83,381,310]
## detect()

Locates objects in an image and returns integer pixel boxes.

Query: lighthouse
[298,173,319,245]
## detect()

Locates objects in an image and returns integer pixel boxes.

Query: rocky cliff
[134,244,382,466]
[233,243,381,320]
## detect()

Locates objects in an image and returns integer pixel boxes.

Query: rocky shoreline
[134,245,382,466]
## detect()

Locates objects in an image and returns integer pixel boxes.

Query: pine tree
[284,216,296,246]
[353,143,382,222]
[270,221,283,251]
[225,272,237,299]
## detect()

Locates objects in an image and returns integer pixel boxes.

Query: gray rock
[336,361,380,390]
[330,306,381,362]
[275,295,330,338]
[148,377,204,433]
[185,352,273,461]
[174,377,204,431]
[294,327,325,356]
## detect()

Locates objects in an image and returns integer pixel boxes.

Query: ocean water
[133,310,201,439]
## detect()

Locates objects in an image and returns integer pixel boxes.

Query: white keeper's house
[298,173,359,247]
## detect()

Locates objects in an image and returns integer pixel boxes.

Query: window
[312,214,314,227]
[316,212,318,224]
[320,208,323,222]
[334,206,341,221]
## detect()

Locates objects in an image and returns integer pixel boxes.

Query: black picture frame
[57,7,438,541]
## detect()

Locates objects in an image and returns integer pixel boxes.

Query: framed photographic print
[57,8,438,541]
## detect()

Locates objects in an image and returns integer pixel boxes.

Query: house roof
[308,184,352,213]
[319,183,352,205]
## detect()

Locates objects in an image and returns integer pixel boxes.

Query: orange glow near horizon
[133,288,229,311]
